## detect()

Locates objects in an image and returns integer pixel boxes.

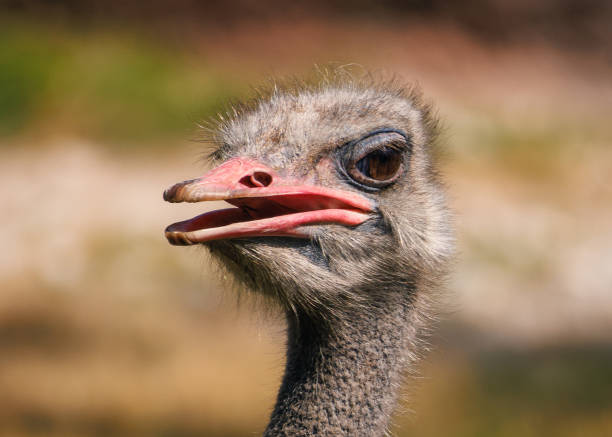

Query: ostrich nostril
[253,171,273,187]
[240,171,273,188]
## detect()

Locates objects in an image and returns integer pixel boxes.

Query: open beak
[163,157,374,245]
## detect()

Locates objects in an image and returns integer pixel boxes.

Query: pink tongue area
[227,197,294,220]
[164,193,371,245]
[168,196,298,234]
[169,193,359,233]
[226,194,352,219]
[167,207,251,233]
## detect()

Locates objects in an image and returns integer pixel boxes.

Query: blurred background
[1,1,611,436]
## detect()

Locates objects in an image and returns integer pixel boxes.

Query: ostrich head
[164,75,453,436]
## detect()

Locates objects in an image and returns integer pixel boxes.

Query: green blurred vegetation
[0,21,245,144]
[3,18,610,180]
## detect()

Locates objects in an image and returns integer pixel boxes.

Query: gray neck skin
[264,301,418,437]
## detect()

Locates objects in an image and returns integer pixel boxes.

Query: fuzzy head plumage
[191,73,454,327]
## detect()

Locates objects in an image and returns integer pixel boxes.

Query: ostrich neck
[264,300,419,436]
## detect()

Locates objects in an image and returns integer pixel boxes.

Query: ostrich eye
[355,147,401,180]
[345,131,406,189]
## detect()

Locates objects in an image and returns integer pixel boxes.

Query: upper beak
[163,157,374,245]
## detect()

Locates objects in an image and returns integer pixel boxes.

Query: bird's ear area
[336,129,411,192]
[377,186,454,270]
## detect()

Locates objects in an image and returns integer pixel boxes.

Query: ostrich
[163,74,453,436]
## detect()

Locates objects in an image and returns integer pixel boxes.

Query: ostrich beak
[163,157,374,245]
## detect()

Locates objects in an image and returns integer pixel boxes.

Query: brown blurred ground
[1,3,611,437]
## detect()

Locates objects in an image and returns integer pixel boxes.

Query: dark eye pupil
[356,147,401,181]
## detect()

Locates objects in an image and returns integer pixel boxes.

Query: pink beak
[164,157,374,245]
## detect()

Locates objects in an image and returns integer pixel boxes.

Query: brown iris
[346,131,406,188]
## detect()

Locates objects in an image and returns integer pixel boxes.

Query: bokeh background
[1,1,611,436]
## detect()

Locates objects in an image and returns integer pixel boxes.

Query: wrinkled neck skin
[264,291,423,437]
